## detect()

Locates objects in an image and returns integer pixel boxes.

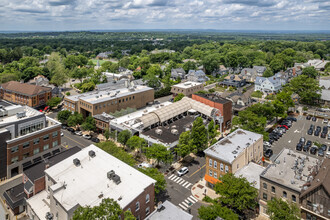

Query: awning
[205,174,221,185]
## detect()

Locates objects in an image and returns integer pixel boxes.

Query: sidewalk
[190,178,219,202]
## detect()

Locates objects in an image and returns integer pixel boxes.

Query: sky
[0,0,329,31]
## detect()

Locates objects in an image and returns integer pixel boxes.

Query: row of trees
[57,110,96,131]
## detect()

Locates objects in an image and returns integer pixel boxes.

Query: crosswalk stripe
[182,201,189,208]
[185,199,189,204]
[187,197,196,204]
[189,195,198,202]
[169,174,175,179]
[178,204,187,210]
[174,177,182,183]
[182,182,189,187]
[178,179,185,184]
[185,183,192,188]
[172,176,179,181]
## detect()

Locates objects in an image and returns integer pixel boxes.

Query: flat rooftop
[146,200,193,220]
[172,81,202,89]
[235,162,265,189]
[204,129,263,164]
[0,103,43,126]
[45,145,156,211]
[27,190,50,220]
[194,93,231,104]
[261,148,320,192]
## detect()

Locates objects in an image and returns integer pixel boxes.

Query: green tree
[270,58,285,73]
[302,66,318,79]
[97,141,136,166]
[175,131,195,158]
[275,91,295,110]
[266,198,300,220]
[144,144,172,165]
[198,204,239,220]
[70,67,89,82]
[81,116,96,131]
[214,173,258,212]
[46,97,62,108]
[117,130,132,145]
[208,120,219,140]
[143,73,161,89]
[262,68,274,77]
[146,65,163,78]
[57,110,72,124]
[191,117,208,152]
[104,129,110,141]
[21,66,43,82]
[174,93,184,102]
[126,136,146,150]
[138,167,166,194]
[67,112,84,127]
[183,61,197,73]
[202,54,220,74]
[81,82,95,92]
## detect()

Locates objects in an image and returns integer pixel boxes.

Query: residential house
[219,74,246,88]
[221,87,254,114]
[240,66,266,82]
[26,145,156,220]
[259,148,321,218]
[285,67,302,79]
[28,75,61,98]
[96,51,113,59]
[295,59,329,71]
[186,70,209,83]
[93,112,115,133]
[146,200,193,220]
[171,68,186,80]
[254,76,282,93]
[204,129,263,188]
[212,65,228,77]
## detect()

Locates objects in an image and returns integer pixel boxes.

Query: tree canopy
[267,198,300,220]
[144,144,173,165]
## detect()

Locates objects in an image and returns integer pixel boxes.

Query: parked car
[312,117,317,121]
[299,137,306,144]
[91,137,100,143]
[75,131,83,136]
[310,147,318,155]
[279,125,289,130]
[328,133,330,140]
[264,141,271,147]
[268,139,274,144]
[321,132,326,138]
[318,149,324,157]
[314,130,320,136]
[61,132,64,137]
[67,127,75,133]
[306,115,311,120]
[296,143,303,151]
[138,162,153,168]
[303,144,310,152]
[316,126,322,132]
[310,124,315,130]
[264,149,273,158]
[323,118,328,124]
[62,125,67,129]
[82,134,92,139]
[287,117,297,122]
[328,122,330,128]
[306,140,312,147]
[321,144,327,151]
[177,167,189,177]
[323,126,328,134]
[307,129,313,135]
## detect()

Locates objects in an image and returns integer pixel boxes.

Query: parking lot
[269,115,330,161]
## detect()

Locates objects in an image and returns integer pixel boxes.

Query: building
[186,70,209,83]
[219,75,246,88]
[171,68,186,80]
[0,100,62,179]
[3,147,81,215]
[212,65,228,77]
[240,66,266,82]
[0,81,52,108]
[295,59,329,71]
[255,76,282,93]
[192,93,232,131]
[319,79,330,106]
[93,112,115,133]
[26,145,156,220]
[223,87,255,114]
[146,200,193,220]
[28,75,61,98]
[204,129,263,188]
[171,81,204,97]
[259,148,321,218]
[102,71,134,82]
[234,162,265,190]
[63,84,154,117]
[96,51,113,59]
[299,158,329,220]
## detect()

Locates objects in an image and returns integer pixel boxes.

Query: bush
[154,86,171,99]
[208,88,215,93]
[65,92,71,96]
[265,94,276,100]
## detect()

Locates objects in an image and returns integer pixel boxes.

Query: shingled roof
[1,81,51,96]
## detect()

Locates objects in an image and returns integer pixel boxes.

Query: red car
[279,125,289,130]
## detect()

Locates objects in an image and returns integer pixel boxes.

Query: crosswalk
[168,174,192,189]
[178,195,198,210]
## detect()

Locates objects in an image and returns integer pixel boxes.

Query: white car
[177,167,189,177]
[138,162,153,169]
[263,141,271,147]
[75,131,82,136]
[323,119,328,124]
[61,132,64,137]
[82,134,92,139]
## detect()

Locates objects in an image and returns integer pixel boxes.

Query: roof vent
[45,212,54,220]
[232,150,238,154]
[112,174,121,185]
[89,150,96,158]
[107,170,115,180]
[157,201,163,211]
[73,158,80,166]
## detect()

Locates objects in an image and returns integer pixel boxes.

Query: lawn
[90,59,108,65]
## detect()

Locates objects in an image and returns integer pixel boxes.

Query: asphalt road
[270,115,330,161]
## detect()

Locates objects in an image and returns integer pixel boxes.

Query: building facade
[93,113,115,133]
[0,81,52,108]
[255,76,282,93]
[171,81,203,97]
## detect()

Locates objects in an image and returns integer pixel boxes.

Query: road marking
[189,195,198,202]
[182,182,189,187]
[169,174,175,179]
[178,204,187,210]
[189,164,206,178]
[294,130,300,133]
[169,175,177,180]
[187,197,197,204]
[182,201,189,208]
[177,179,185,184]
[172,176,179,182]
[63,135,84,147]
[185,183,192,188]
[288,140,291,143]
[174,177,182,183]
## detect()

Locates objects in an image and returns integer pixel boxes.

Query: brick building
[26,145,156,220]
[0,81,52,108]
[204,129,263,188]
[0,100,61,179]
[93,113,115,133]
[192,93,232,131]
[171,81,203,97]
[63,85,154,117]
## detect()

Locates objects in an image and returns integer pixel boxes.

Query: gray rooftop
[261,148,321,192]
[146,200,193,220]
[204,129,262,164]
[235,162,265,189]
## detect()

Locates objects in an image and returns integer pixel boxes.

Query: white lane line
[187,197,197,204]
[181,201,190,208]
[172,176,179,182]
[179,204,187,210]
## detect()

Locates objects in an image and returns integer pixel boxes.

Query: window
[11,146,19,153]
[95,106,98,110]
[146,207,150,216]
[135,202,140,211]
[11,156,18,164]
[271,186,275,193]
[52,131,58,138]
[209,170,213,177]
[33,148,40,155]
[263,193,267,200]
[126,98,128,101]
[23,142,30,149]
[283,191,287,198]
[34,138,40,145]
[23,153,29,159]
[225,165,229,173]
[43,144,49,151]
[119,100,121,103]
[103,104,106,107]
[263,183,267,189]
[127,208,131,213]
[53,141,58,147]
[133,96,135,99]
[237,164,239,169]
[43,134,49,141]
[220,163,224,171]
[209,158,212,166]
[146,194,150,203]
[214,172,217,179]
[292,195,296,202]
[214,161,217,169]
[307,200,312,207]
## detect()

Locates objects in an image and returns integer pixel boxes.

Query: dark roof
[194,93,231,104]
[1,81,51,96]
[93,114,115,123]
[300,158,330,198]
[24,147,81,182]
[3,183,26,210]
[24,179,33,193]
[0,100,13,107]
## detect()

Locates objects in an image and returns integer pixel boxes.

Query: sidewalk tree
[104,129,110,141]
[117,130,132,145]
[198,204,239,220]
[126,136,146,151]
[144,144,172,165]
[138,167,166,195]
[266,198,300,220]
[207,120,219,140]
[81,116,96,131]
[67,112,84,127]
[46,97,62,108]
[191,117,208,152]
[173,93,184,102]
[57,110,72,124]
[175,131,195,158]
[214,173,258,212]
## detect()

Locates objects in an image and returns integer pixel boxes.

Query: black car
[310,147,318,155]
[323,126,328,134]
[316,126,322,132]
[67,127,75,133]
[91,137,100,143]
[264,149,273,158]
[269,134,278,141]
[310,124,315,130]
[318,149,324,157]
[307,129,313,135]
[321,132,326,138]
[287,117,297,122]
[303,144,310,152]
[299,137,306,144]
[306,140,312,147]
[306,115,311,120]
[296,143,303,151]
[315,130,320,136]
[312,117,317,121]
[268,139,274,144]
[321,144,327,151]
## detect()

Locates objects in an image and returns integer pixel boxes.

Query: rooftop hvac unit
[155,128,163,135]
[16,111,26,119]
[112,174,121,185]
[107,170,115,180]
[45,212,53,220]
[88,150,96,158]
[73,158,80,166]
[171,129,178,135]
[232,150,238,154]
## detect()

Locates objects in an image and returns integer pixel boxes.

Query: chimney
[293,68,296,76]
[322,58,324,62]
[245,70,247,74]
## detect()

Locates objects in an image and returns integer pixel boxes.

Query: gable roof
[1,81,51,96]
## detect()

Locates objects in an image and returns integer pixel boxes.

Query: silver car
[177,167,189,177]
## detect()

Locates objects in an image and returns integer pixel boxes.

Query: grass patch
[90,59,108,65]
